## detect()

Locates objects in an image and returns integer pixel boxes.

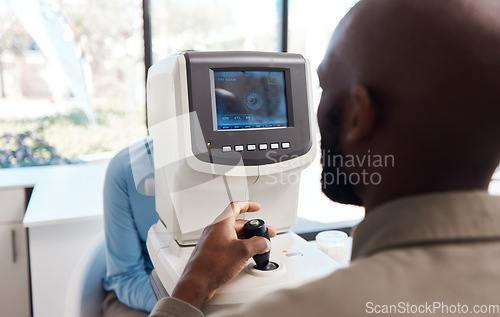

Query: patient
[149,0,500,316]
[102,137,159,316]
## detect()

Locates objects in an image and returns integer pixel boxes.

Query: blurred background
[0,0,359,167]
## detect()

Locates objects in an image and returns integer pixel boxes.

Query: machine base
[147,221,340,311]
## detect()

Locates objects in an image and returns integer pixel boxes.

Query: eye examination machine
[146,51,338,311]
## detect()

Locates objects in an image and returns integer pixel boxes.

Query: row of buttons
[222,142,290,153]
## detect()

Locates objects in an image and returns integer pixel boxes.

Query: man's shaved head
[318,0,500,210]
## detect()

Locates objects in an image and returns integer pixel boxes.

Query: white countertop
[0,162,109,227]
[0,161,498,228]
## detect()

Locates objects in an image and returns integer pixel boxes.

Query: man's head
[318,0,500,211]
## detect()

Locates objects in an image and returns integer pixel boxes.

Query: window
[151,0,280,62]
[1,0,367,227]
[1,0,361,169]
[288,0,359,109]
[288,0,364,229]
[0,0,146,167]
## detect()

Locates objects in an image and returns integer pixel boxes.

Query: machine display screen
[213,70,289,130]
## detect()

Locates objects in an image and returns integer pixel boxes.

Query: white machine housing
[146,51,338,309]
[147,51,317,245]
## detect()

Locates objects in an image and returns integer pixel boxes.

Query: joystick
[243,219,279,271]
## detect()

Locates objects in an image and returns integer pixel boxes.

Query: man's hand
[171,201,277,309]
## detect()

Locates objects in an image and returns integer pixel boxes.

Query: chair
[65,232,106,317]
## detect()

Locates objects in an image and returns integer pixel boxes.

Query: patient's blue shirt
[102,137,159,312]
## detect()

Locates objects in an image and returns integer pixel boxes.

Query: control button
[270,143,279,149]
[247,144,256,151]
[282,142,290,149]
[235,145,244,152]
[222,146,231,152]
[259,143,268,150]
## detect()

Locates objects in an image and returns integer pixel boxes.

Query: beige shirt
[150,191,500,317]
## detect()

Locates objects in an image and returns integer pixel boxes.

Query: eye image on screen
[214,71,288,130]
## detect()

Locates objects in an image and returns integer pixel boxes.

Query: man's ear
[343,85,377,143]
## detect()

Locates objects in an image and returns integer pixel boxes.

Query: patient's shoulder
[105,147,131,183]
[106,137,152,182]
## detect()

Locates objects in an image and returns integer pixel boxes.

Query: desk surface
[0,162,108,227]
[0,161,498,228]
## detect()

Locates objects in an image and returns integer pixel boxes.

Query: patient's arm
[103,151,158,312]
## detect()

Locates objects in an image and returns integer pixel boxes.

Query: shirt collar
[351,191,500,260]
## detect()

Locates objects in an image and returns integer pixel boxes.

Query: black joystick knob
[243,219,278,271]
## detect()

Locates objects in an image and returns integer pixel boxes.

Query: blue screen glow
[214,71,288,131]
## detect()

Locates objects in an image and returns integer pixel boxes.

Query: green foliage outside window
[0,123,76,168]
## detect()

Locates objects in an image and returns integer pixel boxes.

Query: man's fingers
[235,220,277,238]
[214,201,262,224]
[213,201,261,225]
[240,236,271,257]
[231,201,262,217]
[267,226,277,238]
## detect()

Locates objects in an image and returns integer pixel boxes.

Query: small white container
[316,230,350,266]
